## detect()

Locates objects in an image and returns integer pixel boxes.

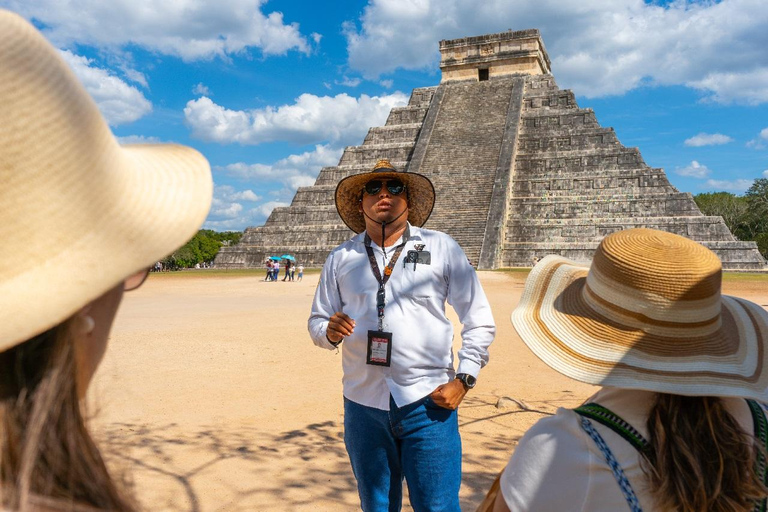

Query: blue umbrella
[269,256,281,261]
[281,254,295,261]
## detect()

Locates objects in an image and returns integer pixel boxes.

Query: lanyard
[364,225,410,331]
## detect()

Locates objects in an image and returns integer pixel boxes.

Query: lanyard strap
[364,225,410,330]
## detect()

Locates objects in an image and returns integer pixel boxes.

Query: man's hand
[327,312,355,343]
[429,379,468,410]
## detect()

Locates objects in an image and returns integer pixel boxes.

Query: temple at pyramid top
[439,29,551,81]
[214,30,766,271]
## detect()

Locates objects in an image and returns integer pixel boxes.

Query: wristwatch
[455,373,477,390]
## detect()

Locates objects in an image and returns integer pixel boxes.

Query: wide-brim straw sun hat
[512,228,768,401]
[335,159,435,233]
[0,10,213,352]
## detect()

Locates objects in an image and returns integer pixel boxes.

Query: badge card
[366,330,392,366]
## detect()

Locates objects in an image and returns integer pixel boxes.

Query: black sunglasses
[363,179,406,196]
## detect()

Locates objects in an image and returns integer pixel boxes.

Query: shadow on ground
[96,393,575,511]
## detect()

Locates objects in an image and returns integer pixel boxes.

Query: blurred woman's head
[0,10,212,509]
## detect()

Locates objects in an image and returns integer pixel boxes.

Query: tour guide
[308,159,496,511]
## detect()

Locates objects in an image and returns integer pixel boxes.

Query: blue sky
[5,0,768,231]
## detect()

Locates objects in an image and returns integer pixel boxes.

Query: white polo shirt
[308,224,496,410]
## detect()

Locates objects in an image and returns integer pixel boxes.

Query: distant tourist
[282,259,292,281]
[309,159,496,511]
[272,260,280,282]
[290,263,296,281]
[264,259,273,281]
[482,228,768,512]
[0,11,212,511]
[297,264,304,281]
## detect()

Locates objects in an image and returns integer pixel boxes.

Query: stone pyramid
[215,30,766,270]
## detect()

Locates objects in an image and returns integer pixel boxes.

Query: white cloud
[747,127,768,149]
[703,178,754,193]
[675,160,711,178]
[256,201,289,217]
[337,76,362,87]
[344,0,768,104]
[220,144,343,191]
[379,79,394,89]
[193,83,211,96]
[204,184,265,230]
[311,32,322,45]
[684,133,734,147]
[763,170,768,178]
[9,0,312,60]
[184,92,408,145]
[59,50,152,125]
[117,135,162,144]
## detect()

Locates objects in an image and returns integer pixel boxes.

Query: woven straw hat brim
[0,11,212,351]
[335,171,435,233]
[512,255,768,401]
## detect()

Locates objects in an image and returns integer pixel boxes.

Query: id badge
[366,330,392,366]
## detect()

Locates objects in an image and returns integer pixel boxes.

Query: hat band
[586,266,722,325]
[582,281,722,338]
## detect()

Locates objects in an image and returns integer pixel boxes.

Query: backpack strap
[746,399,768,512]
[575,403,651,455]
[578,415,644,512]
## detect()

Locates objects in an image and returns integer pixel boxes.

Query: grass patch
[722,271,768,282]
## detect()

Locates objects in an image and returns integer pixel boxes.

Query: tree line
[161,230,242,270]
[694,178,768,259]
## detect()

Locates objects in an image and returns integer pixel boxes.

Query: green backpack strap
[574,403,651,455]
[746,399,768,512]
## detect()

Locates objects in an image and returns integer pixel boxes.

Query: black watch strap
[456,373,477,389]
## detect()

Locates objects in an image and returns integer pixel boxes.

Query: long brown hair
[644,394,768,512]
[0,319,134,510]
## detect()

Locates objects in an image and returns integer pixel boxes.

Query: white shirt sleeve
[308,251,343,350]
[445,238,496,377]
[499,410,594,511]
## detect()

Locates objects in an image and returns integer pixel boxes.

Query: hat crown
[372,159,397,172]
[585,228,723,327]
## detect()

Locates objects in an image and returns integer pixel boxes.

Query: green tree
[744,178,768,237]
[693,192,750,238]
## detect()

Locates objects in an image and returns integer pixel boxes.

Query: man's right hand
[327,312,355,343]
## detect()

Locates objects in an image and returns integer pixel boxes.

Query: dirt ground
[88,270,768,511]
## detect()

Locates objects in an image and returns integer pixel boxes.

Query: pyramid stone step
[338,143,416,167]
[363,124,422,144]
[522,90,578,111]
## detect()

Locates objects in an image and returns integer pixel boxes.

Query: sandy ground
[88,270,768,511]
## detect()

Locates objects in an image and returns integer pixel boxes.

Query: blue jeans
[344,395,462,512]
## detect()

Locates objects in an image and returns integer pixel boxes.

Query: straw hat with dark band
[0,10,213,352]
[335,159,435,234]
[512,228,768,401]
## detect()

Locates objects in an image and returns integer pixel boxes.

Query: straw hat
[0,11,212,351]
[511,228,768,401]
[335,159,435,233]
